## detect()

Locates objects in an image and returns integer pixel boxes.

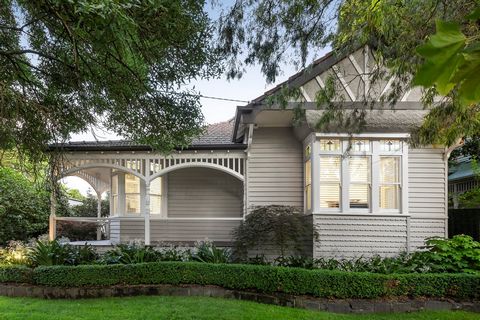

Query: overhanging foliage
[0,0,220,165]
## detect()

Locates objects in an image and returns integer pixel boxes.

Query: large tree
[0,0,220,165]
[217,0,480,146]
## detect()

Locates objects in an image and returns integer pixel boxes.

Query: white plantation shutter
[379,157,400,209]
[349,156,370,209]
[319,156,341,208]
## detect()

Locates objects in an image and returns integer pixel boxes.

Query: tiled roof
[305,109,429,133]
[49,119,244,151]
[191,119,234,145]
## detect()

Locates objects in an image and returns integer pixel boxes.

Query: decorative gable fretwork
[298,47,421,103]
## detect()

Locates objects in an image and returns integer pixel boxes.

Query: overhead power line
[199,94,249,103]
[157,89,250,104]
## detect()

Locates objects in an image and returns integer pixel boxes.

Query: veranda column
[144,181,151,245]
[48,192,57,241]
[96,191,102,241]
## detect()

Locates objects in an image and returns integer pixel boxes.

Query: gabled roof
[246,51,338,107]
[232,46,429,141]
[48,119,245,152]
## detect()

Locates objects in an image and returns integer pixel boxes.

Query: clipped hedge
[0,265,33,283]
[29,262,480,299]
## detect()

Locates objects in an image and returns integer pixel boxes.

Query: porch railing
[49,216,110,241]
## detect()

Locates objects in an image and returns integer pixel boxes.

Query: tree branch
[0,49,75,69]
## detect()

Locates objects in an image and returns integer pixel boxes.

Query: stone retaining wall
[0,283,479,314]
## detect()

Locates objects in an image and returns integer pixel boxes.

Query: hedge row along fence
[1,262,480,299]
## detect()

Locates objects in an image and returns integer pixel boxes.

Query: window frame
[311,137,407,215]
[304,144,313,213]
[111,174,119,216]
[318,155,342,212]
[124,173,141,215]
[149,177,163,215]
[347,155,371,212]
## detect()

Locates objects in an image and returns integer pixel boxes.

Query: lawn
[0,296,477,320]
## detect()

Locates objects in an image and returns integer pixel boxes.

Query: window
[313,139,405,213]
[380,140,401,152]
[349,157,370,209]
[320,139,341,151]
[304,145,312,210]
[125,174,140,214]
[319,156,341,208]
[112,174,118,214]
[351,140,370,152]
[379,157,400,209]
[150,177,162,215]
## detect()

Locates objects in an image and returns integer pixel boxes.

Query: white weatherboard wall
[167,168,243,218]
[150,220,241,243]
[108,218,145,243]
[247,127,303,209]
[312,146,447,258]
[313,215,408,258]
[408,147,448,250]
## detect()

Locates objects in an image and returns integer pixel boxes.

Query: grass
[0,296,477,320]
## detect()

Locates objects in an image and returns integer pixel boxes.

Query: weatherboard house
[49,48,449,258]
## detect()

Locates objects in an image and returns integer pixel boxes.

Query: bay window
[312,138,406,214]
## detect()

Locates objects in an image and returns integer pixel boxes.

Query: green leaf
[466,7,480,20]
[456,45,480,104]
[413,20,466,94]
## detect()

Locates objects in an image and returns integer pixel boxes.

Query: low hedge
[28,262,480,299]
[0,265,33,283]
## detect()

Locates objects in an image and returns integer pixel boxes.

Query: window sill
[312,211,409,217]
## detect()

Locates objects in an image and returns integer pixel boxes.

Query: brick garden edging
[0,283,479,314]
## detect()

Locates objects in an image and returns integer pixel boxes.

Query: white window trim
[311,138,409,215]
[125,173,141,216]
[303,136,314,214]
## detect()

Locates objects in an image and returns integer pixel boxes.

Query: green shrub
[157,246,190,262]
[189,241,231,263]
[0,241,32,265]
[0,265,32,283]
[101,243,159,264]
[413,235,480,273]
[28,240,98,267]
[232,205,315,260]
[0,168,49,244]
[31,262,480,299]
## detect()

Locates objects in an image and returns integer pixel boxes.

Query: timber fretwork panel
[60,151,246,181]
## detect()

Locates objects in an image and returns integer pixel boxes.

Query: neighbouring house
[448,156,479,208]
[48,47,450,258]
